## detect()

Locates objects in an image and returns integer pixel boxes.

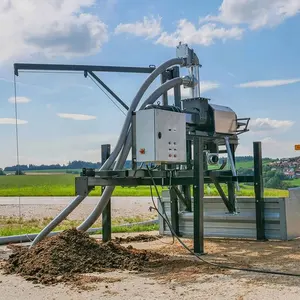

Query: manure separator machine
[10,43,295,254]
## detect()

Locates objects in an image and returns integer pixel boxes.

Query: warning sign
[295,145,300,151]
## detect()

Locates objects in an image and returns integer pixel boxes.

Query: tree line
[4,160,102,171]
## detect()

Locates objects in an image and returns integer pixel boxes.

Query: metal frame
[15,62,265,252]
[76,138,264,254]
[253,141,266,240]
[101,144,111,242]
[14,63,155,112]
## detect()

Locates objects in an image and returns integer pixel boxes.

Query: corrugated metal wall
[159,191,290,240]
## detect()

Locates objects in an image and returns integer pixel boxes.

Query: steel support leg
[170,187,180,235]
[161,71,168,106]
[227,143,236,212]
[181,139,192,211]
[172,66,181,108]
[101,144,111,242]
[253,142,266,240]
[193,137,205,254]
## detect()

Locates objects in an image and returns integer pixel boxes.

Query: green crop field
[0,173,289,197]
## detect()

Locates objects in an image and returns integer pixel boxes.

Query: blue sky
[1,0,300,168]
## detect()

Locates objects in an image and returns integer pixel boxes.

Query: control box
[135,108,186,163]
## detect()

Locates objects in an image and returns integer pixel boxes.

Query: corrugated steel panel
[158,191,300,240]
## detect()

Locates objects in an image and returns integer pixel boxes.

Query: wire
[13,74,22,244]
[87,74,126,116]
[146,166,300,278]
[149,184,175,246]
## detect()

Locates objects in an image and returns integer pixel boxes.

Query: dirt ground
[1,231,300,300]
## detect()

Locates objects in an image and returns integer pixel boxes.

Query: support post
[227,143,236,212]
[193,137,205,254]
[101,144,111,242]
[172,66,181,108]
[161,71,168,106]
[181,139,192,211]
[253,141,266,240]
[170,187,180,235]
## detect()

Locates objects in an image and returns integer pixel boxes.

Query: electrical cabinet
[135,109,186,163]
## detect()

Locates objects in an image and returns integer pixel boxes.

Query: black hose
[146,166,300,278]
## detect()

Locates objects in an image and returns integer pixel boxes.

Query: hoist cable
[13,74,22,243]
[87,74,127,116]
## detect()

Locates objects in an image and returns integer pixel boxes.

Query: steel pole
[193,137,205,254]
[253,141,266,240]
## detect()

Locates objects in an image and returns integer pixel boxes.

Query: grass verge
[0,216,158,237]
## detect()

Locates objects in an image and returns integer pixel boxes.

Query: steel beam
[87,175,254,187]
[88,71,129,111]
[170,187,180,235]
[101,144,111,242]
[172,186,191,212]
[253,141,266,240]
[181,139,192,211]
[14,63,155,76]
[172,66,181,108]
[227,143,236,212]
[209,174,235,213]
[193,137,205,254]
[161,71,168,106]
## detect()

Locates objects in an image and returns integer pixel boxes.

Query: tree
[0,168,5,176]
[15,169,26,175]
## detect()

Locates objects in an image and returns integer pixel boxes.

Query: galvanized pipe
[225,136,240,192]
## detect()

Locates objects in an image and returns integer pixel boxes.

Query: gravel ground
[0,197,155,220]
[1,232,300,299]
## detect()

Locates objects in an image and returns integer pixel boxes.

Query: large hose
[30,58,184,247]
[78,77,184,231]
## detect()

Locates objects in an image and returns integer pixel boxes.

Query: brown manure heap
[4,228,165,285]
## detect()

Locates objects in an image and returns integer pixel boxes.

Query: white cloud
[201,81,220,93]
[0,118,28,125]
[115,16,162,39]
[168,86,191,99]
[236,137,297,158]
[202,0,300,30]
[237,78,300,88]
[0,0,108,64]
[8,96,31,104]
[155,20,243,47]
[250,118,294,132]
[167,81,220,98]
[57,113,96,120]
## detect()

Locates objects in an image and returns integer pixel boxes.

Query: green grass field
[0,173,289,197]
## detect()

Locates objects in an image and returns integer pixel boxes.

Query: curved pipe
[101,57,183,170]
[31,58,183,247]
[78,77,183,231]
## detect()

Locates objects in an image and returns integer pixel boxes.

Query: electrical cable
[149,184,175,246]
[146,166,300,278]
[87,74,127,116]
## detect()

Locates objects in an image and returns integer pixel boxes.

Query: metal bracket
[75,176,89,196]
[236,118,250,135]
